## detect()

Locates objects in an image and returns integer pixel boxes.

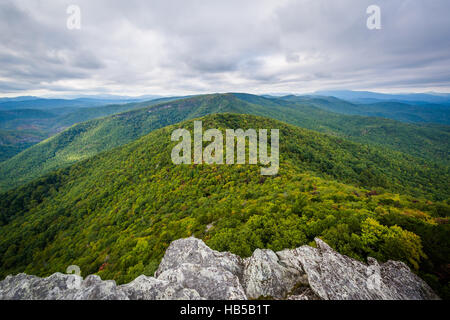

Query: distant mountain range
[3,90,450,108]
[278,95,450,125]
[1,91,449,165]
[313,90,450,105]
[0,97,159,111]
[0,93,448,194]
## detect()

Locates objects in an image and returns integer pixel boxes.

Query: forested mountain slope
[0,97,178,162]
[0,93,448,191]
[277,95,450,125]
[231,93,450,163]
[0,114,448,297]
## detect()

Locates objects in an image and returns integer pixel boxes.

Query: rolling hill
[278,95,450,125]
[314,90,450,105]
[0,93,448,192]
[354,102,450,124]
[0,97,179,162]
[0,97,144,111]
[0,114,448,297]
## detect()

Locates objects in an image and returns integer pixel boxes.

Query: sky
[1,0,450,97]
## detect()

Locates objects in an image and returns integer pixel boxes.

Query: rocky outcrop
[242,248,307,299]
[155,237,244,280]
[0,273,201,300]
[293,238,439,300]
[0,237,440,300]
[155,237,247,300]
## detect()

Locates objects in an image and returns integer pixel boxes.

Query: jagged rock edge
[0,237,440,300]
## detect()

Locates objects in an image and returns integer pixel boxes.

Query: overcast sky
[1,0,450,97]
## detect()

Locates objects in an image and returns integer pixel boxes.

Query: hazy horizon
[2,90,450,101]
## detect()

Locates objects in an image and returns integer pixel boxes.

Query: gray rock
[154,237,247,299]
[295,238,440,300]
[68,275,128,300]
[158,263,246,300]
[0,273,83,300]
[0,273,129,300]
[0,273,201,300]
[287,288,321,300]
[120,275,202,300]
[242,249,305,299]
[0,237,440,300]
[378,260,440,300]
[155,237,244,279]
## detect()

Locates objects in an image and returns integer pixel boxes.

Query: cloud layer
[1,0,450,96]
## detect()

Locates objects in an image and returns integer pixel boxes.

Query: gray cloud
[0,0,449,96]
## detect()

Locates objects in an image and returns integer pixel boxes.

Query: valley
[0,97,179,161]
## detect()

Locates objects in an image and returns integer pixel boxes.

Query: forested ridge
[0,97,178,162]
[277,94,450,125]
[0,114,448,298]
[0,93,448,191]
